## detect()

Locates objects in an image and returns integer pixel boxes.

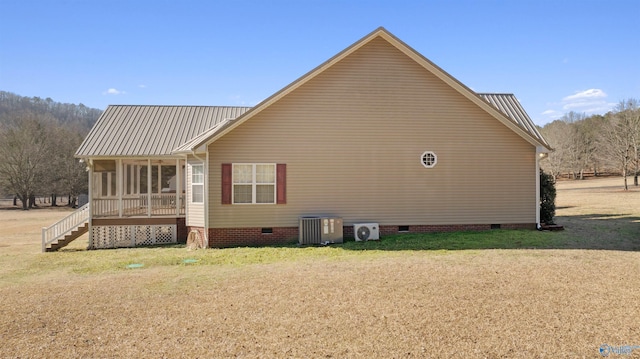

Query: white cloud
[138,84,146,89]
[541,109,557,116]
[103,88,126,95]
[561,89,615,113]
[563,89,607,101]
[539,88,616,124]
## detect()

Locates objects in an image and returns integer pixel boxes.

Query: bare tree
[540,120,572,180]
[572,115,603,179]
[578,115,606,176]
[599,101,640,190]
[48,125,88,207]
[0,116,52,209]
[561,112,588,179]
[615,99,640,185]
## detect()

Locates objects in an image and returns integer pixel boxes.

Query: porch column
[147,159,152,217]
[117,159,123,218]
[87,160,93,249]
[176,159,181,217]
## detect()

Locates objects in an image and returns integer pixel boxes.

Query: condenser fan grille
[354,223,379,241]
[356,226,370,240]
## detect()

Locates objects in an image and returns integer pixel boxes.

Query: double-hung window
[191,164,204,203]
[233,164,276,204]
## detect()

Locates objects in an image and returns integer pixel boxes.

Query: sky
[1,0,638,126]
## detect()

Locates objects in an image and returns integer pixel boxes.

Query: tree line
[539,98,640,190]
[0,91,102,209]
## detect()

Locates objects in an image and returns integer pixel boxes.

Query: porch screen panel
[151,166,159,193]
[94,160,116,198]
[124,164,140,195]
[125,165,131,195]
[161,166,177,193]
[101,172,109,197]
[139,165,148,194]
[110,173,116,197]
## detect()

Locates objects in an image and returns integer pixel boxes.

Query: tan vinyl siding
[208,37,536,228]
[186,157,204,227]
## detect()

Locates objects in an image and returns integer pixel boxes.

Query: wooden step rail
[41,203,90,252]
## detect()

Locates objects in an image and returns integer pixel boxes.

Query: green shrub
[540,169,556,224]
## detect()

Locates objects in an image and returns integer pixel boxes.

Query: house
[42,27,551,251]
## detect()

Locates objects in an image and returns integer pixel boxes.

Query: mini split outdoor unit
[354,223,380,241]
[299,217,343,245]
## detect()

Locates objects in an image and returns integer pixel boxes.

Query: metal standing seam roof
[477,93,550,149]
[75,105,251,157]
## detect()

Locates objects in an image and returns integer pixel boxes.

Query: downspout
[205,149,210,249]
[192,151,209,248]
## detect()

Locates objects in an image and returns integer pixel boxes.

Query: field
[1,177,640,358]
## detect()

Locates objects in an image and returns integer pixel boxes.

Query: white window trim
[232,163,276,205]
[191,164,204,204]
[421,151,437,168]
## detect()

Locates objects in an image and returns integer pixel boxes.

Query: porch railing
[42,203,90,252]
[93,194,185,217]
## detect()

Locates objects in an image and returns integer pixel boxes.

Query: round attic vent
[421,151,437,168]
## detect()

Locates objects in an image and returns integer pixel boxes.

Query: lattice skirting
[91,225,177,249]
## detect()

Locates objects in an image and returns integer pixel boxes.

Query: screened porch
[90,159,186,218]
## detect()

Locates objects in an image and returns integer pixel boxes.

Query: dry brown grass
[555,176,640,250]
[2,179,640,358]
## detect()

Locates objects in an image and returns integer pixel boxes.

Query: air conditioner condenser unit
[299,217,343,245]
[354,223,379,241]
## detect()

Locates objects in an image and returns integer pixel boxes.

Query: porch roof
[76,105,251,157]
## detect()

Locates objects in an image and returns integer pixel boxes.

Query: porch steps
[42,203,90,252]
[45,223,89,252]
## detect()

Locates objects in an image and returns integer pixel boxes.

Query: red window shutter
[276,164,286,204]
[221,163,232,205]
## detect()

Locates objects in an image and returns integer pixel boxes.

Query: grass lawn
[1,176,640,358]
